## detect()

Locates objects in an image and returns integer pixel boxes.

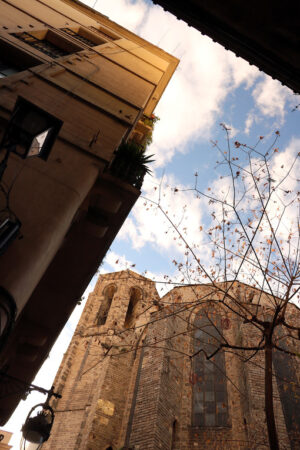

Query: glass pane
[194,413,205,426]
[206,414,216,426]
[205,391,215,402]
[217,413,227,426]
[204,360,214,373]
[217,402,227,412]
[203,378,213,391]
[216,390,226,402]
[205,402,215,414]
[194,390,204,402]
[194,402,204,413]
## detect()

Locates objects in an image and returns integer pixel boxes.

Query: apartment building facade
[0,0,178,423]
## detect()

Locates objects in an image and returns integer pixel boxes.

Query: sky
[4,0,300,447]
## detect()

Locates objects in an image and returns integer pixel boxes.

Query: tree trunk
[265,343,279,449]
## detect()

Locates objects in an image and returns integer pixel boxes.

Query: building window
[12,30,82,59]
[0,39,41,77]
[124,287,142,328]
[97,284,116,326]
[273,337,300,448]
[0,59,19,78]
[192,310,229,427]
[61,27,106,47]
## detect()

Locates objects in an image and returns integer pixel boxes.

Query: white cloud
[118,172,206,256]
[92,0,261,167]
[104,250,136,271]
[90,0,149,31]
[103,250,179,295]
[252,76,299,123]
[142,12,260,167]
[244,111,256,135]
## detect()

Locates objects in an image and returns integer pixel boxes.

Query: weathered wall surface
[45,274,300,449]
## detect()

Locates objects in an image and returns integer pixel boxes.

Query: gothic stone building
[44,271,300,449]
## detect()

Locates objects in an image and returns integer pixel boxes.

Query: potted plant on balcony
[109,140,154,189]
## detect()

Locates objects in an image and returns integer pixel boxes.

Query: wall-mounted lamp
[0,373,61,448]
[21,385,61,448]
[22,403,54,447]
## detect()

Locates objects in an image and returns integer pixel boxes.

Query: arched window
[192,310,228,427]
[97,284,116,326]
[124,287,142,328]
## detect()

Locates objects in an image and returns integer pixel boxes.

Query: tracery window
[192,310,229,427]
[97,284,116,326]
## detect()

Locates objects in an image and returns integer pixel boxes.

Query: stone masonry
[43,271,300,449]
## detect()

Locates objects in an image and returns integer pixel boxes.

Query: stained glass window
[273,330,300,449]
[192,310,229,427]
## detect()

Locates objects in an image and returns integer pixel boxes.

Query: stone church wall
[43,272,300,449]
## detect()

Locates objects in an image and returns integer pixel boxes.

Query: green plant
[142,114,160,128]
[109,141,155,189]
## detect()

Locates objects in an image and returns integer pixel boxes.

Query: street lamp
[22,403,54,447]
[0,374,61,448]
[21,385,61,449]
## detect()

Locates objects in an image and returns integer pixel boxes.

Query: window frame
[191,308,230,428]
[0,37,42,77]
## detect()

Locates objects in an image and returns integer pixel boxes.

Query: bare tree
[136,125,300,449]
[63,126,300,449]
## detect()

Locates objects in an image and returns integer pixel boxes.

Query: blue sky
[4,0,300,446]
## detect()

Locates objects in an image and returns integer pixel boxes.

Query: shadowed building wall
[0,0,178,423]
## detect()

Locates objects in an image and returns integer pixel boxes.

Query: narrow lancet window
[192,310,229,427]
[97,284,116,325]
[124,287,142,328]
